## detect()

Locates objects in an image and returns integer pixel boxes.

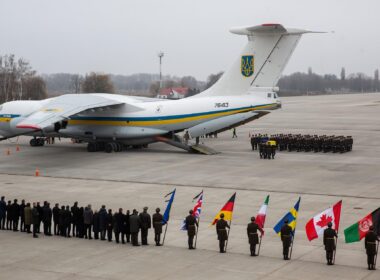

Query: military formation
[251,133,353,155]
[0,195,378,270]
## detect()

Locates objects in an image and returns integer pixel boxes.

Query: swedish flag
[273,197,301,235]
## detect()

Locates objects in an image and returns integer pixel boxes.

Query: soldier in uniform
[152,208,163,246]
[185,210,198,249]
[139,206,151,245]
[365,225,379,270]
[130,209,141,246]
[280,219,293,260]
[24,202,32,234]
[323,222,337,265]
[216,213,230,253]
[247,217,263,256]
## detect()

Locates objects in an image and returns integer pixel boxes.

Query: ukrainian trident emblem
[241,55,254,77]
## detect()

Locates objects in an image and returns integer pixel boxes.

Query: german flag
[211,193,236,225]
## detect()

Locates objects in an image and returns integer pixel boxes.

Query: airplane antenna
[158,51,164,89]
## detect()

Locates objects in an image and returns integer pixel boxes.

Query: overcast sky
[1,0,379,80]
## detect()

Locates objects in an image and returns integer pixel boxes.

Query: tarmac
[0,93,379,280]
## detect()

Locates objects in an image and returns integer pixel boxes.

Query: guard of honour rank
[1,191,379,270]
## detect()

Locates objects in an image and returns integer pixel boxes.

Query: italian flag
[305,200,342,241]
[344,207,380,243]
[255,195,269,231]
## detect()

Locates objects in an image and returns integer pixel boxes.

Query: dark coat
[323,228,337,251]
[139,212,151,230]
[216,219,229,240]
[129,214,141,233]
[24,206,32,225]
[365,230,378,255]
[6,203,11,219]
[247,222,260,245]
[113,212,125,232]
[63,209,72,226]
[37,204,43,222]
[42,206,52,224]
[93,212,99,232]
[125,213,130,234]
[152,213,163,234]
[83,209,94,225]
[32,207,39,225]
[0,200,6,217]
[106,213,113,230]
[53,206,60,223]
[98,208,107,230]
[11,202,20,220]
[20,203,26,220]
[280,224,293,247]
[185,215,198,236]
[71,205,79,224]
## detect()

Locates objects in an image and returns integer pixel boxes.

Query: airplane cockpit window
[267,93,272,98]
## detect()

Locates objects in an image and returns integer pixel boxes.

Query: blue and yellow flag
[273,197,301,235]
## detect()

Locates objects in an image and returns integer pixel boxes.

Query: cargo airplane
[0,24,314,154]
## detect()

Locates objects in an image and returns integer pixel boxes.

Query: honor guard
[323,222,337,265]
[280,219,293,260]
[216,213,230,253]
[365,226,379,270]
[247,217,263,256]
[152,208,163,246]
[185,210,198,249]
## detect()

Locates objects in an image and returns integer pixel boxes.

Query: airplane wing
[16,94,141,130]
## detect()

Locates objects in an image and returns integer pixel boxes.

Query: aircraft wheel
[87,142,97,152]
[105,142,114,153]
[37,138,45,146]
[115,142,122,152]
[30,139,36,146]
[97,142,105,151]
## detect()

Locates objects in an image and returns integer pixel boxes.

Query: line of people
[251,133,353,154]
[0,197,165,246]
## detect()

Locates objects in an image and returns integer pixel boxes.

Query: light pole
[158,51,164,89]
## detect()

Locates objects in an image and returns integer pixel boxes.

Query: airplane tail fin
[196,24,316,97]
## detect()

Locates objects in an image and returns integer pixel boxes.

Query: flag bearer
[365,226,379,270]
[323,222,337,265]
[152,208,163,246]
[247,217,263,256]
[280,220,292,260]
[216,213,230,253]
[185,210,198,249]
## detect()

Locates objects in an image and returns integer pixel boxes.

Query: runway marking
[0,173,379,200]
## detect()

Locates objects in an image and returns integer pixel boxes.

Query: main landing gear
[87,142,123,153]
[30,138,45,147]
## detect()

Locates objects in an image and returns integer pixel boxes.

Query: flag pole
[162,223,169,246]
[374,240,379,268]
[333,229,339,265]
[289,226,297,260]
[257,234,263,256]
[194,216,200,249]
[225,220,232,253]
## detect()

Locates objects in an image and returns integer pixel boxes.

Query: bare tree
[81,72,114,93]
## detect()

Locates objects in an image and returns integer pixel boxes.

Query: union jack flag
[180,191,203,230]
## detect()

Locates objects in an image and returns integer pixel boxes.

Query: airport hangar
[0,93,379,280]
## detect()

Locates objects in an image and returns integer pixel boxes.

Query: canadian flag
[305,200,342,241]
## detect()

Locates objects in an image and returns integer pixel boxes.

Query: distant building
[156,87,189,99]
